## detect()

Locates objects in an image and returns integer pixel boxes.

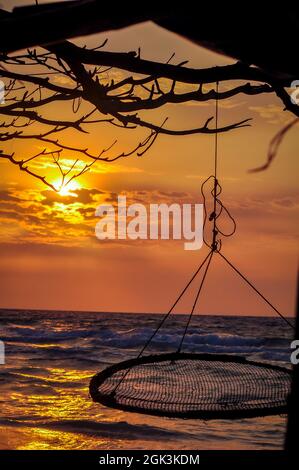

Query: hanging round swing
[89,352,291,419]
[90,82,293,420]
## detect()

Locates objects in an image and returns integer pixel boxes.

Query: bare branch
[0,36,296,190]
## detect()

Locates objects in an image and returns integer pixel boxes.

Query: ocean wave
[0,418,187,441]
[3,327,290,363]
[91,329,281,355]
[2,312,292,368]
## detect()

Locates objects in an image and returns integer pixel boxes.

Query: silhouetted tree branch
[0,5,297,190]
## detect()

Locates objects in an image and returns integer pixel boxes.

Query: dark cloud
[272,197,299,209]
[0,190,22,203]
[77,206,97,219]
[41,188,104,206]
[158,190,189,199]
[104,192,118,203]
[0,210,18,220]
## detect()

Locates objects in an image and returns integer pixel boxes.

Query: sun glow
[54,180,81,197]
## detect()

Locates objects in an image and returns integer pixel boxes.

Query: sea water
[0,309,293,450]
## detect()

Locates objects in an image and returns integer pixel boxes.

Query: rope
[136,249,213,357]
[206,81,293,331]
[218,251,295,330]
[110,249,213,395]
[200,82,236,252]
[177,251,214,353]
[201,176,236,250]
[106,79,294,400]
[214,81,219,180]
[212,81,219,251]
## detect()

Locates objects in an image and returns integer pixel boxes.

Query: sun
[53,180,81,197]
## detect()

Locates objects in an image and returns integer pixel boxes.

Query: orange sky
[0,1,298,316]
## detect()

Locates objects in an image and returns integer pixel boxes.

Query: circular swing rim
[89,352,291,420]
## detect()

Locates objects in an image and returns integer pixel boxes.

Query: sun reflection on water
[1,366,119,449]
[19,428,112,450]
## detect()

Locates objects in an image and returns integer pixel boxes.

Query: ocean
[0,309,293,450]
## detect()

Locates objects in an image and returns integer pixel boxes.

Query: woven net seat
[90,352,291,419]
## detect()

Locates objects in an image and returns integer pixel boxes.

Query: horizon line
[0,306,295,319]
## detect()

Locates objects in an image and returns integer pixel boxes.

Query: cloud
[185,174,239,182]
[0,210,18,220]
[0,190,22,203]
[91,163,144,175]
[0,185,297,249]
[0,187,99,245]
[76,206,97,219]
[158,190,189,199]
[41,188,104,206]
[272,196,299,210]
[248,105,289,124]
[184,98,246,110]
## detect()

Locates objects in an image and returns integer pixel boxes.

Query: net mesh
[90,353,291,419]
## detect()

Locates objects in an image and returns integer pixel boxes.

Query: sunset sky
[0,0,298,316]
